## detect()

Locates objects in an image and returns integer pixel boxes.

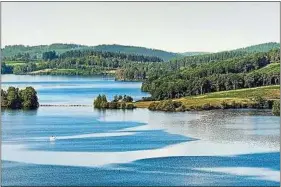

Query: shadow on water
[1,108,38,116]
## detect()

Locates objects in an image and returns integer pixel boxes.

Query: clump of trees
[272,100,280,116]
[93,94,135,109]
[1,86,39,109]
[93,94,108,109]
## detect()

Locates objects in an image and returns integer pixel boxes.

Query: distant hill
[2,43,182,61]
[172,42,280,66]
[2,42,279,62]
[2,43,91,59]
[92,44,181,61]
[234,42,280,53]
[2,43,210,61]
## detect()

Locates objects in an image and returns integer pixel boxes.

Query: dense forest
[1,86,39,109]
[141,48,280,100]
[1,42,280,85]
[2,50,164,76]
[115,42,280,81]
[2,43,197,61]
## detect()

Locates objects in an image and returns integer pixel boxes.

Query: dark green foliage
[42,51,58,61]
[1,43,182,61]
[13,63,37,74]
[19,87,39,109]
[6,87,22,109]
[142,49,280,100]
[234,42,280,53]
[272,100,280,116]
[2,43,88,59]
[1,86,39,109]
[93,44,180,61]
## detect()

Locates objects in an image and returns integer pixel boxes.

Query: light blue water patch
[2,107,193,152]
[1,74,150,104]
[27,130,194,152]
[2,110,144,141]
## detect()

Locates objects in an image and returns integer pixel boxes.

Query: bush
[272,100,280,116]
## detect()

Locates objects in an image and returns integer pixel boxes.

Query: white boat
[49,136,56,141]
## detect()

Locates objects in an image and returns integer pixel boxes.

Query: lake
[1,74,280,186]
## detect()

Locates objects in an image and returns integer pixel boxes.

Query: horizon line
[1,41,280,54]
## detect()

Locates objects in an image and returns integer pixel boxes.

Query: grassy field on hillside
[134,85,280,109]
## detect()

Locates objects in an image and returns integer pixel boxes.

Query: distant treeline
[1,49,163,75]
[1,87,39,109]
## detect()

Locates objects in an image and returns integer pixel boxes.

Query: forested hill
[234,42,280,53]
[2,43,209,61]
[2,44,90,58]
[141,48,280,100]
[1,49,164,75]
[169,42,280,68]
[93,44,180,61]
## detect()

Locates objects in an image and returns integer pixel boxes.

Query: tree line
[2,49,163,75]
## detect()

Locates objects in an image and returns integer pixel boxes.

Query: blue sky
[1,2,280,52]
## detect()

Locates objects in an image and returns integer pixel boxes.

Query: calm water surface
[1,75,280,186]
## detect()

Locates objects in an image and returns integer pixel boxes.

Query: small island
[93,94,135,109]
[1,86,39,109]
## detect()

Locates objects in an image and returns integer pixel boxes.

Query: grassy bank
[133,85,280,110]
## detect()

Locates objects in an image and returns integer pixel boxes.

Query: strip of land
[134,85,280,109]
